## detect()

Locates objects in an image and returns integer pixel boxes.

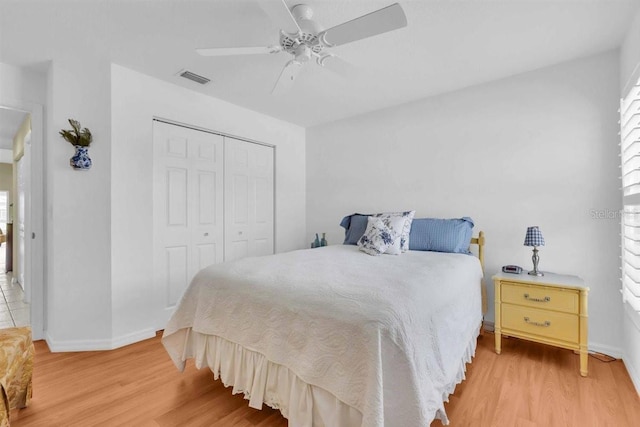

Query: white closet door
[224,137,274,262]
[153,121,224,325]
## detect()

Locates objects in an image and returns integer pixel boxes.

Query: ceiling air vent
[178,69,211,85]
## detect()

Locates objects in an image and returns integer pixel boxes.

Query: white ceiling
[1,0,638,127]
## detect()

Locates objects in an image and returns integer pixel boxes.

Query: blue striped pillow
[408,217,474,253]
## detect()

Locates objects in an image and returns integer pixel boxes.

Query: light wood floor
[10,331,640,426]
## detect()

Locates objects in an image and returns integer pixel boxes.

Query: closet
[152,120,274,323]
[224,137,274,262]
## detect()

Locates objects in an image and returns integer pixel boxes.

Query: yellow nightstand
[493,271,589,376]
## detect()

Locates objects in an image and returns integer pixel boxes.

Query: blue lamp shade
[524,226,545,247]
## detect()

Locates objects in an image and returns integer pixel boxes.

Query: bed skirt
[162,325,480,426]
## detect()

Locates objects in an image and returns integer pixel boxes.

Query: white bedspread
[163,245,483,426]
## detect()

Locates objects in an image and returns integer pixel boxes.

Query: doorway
[0,186,27,328]
[0,104,44,339]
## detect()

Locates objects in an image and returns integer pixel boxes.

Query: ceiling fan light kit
[197,2,407,94]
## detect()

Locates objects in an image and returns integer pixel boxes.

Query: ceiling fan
[196,1,407,94]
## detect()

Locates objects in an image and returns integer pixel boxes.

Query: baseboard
[624,355,640,397]
[46,328,156,352]
[589,342,623,359]
[622,304,640,396]
[482,320,623,358]
[111,328,157,349]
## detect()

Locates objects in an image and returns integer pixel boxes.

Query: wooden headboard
[470,231,487,314]
[470,231,485,271]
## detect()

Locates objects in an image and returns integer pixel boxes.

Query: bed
[163,222,486,426]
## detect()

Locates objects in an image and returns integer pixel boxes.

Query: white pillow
[373,210,415,252]
[357,217,400,256]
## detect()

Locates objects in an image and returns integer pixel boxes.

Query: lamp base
[529,247,544,276]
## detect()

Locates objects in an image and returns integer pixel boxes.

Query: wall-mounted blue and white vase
[70,145,92,170]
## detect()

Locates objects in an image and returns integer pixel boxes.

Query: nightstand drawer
[502,304,579,343]
[501,282,579,313]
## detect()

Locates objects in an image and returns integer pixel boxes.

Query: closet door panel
[224,137,274,262]
[249,143,274,256]
[154,122,273,328]
[153,121,224,327]
[232,175,249,225]
[167,168,188,226]
[196,243,217,272]
[229,240,249,261]
[196,171,216,225]
[166,246,188,307]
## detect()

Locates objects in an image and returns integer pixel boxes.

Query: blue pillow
[408,217,474,253]
[340,213,371,245]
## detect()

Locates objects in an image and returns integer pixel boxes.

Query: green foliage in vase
[59,119,93,147]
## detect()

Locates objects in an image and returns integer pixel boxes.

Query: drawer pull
[524,317,551,327]
[524,293,550,303]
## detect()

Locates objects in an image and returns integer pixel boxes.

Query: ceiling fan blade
[319,3,407,47]
[258,0,302,35]
[272,60,303,95]
[318,54,356,79]
[196,46,282,56]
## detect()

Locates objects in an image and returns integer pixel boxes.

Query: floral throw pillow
[382,215,408,255]
[358,217,400,256]
[372,210,416,252]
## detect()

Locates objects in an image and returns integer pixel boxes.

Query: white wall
[307,51,622,355]
[45,55,113,349]
[0,62,46,105]
[621,7,640,94]
[2,58,305,350]
[620,5,640,394]
[0,163,13,193]
[110,64,306,340]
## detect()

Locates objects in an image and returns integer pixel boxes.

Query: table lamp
[524,226,545,276]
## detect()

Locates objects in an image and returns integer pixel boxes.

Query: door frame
[0,102,44,340]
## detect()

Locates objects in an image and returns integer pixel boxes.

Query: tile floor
[0,245,30,329]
